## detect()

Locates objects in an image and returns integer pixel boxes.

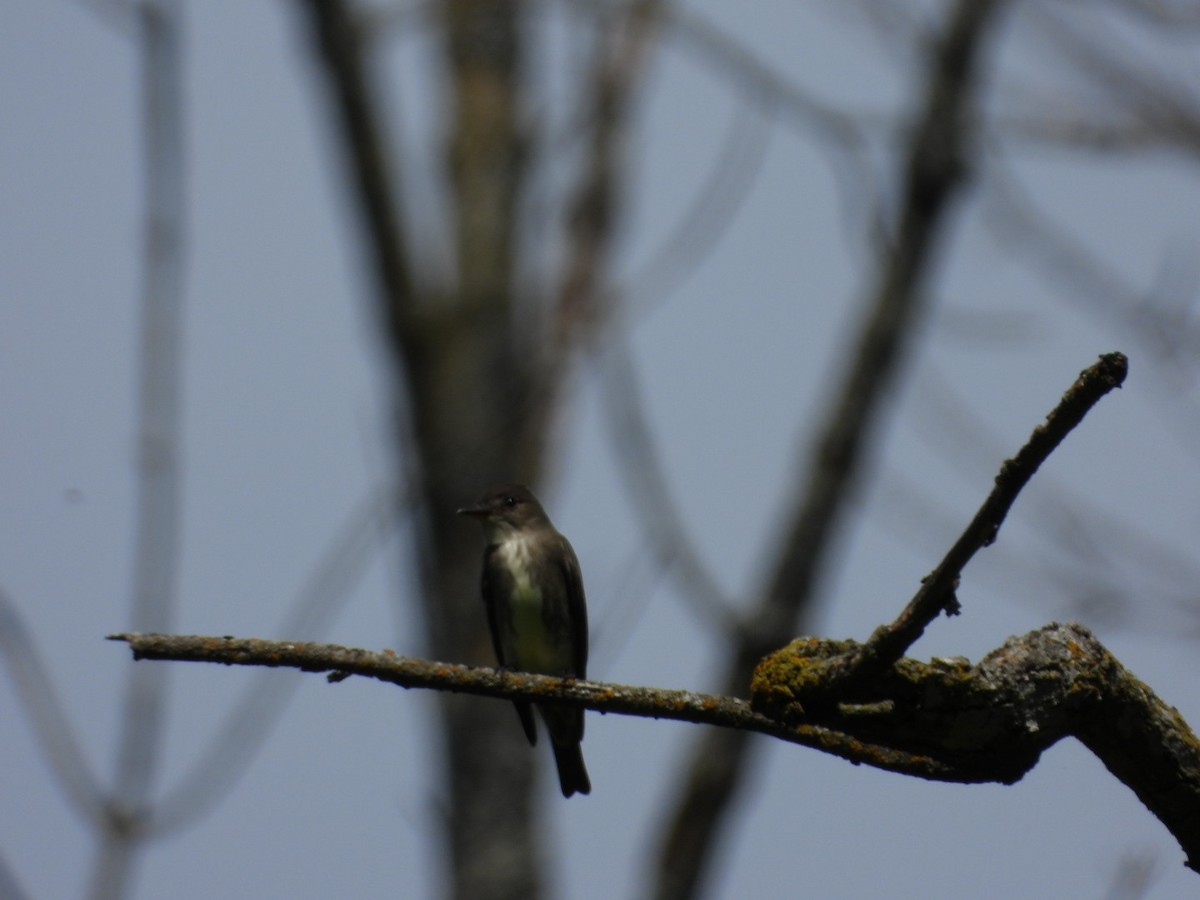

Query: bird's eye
[504,496,518,507]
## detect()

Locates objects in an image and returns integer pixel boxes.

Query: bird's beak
[456,505,489,518]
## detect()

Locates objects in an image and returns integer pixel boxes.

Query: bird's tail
[551,738,591,797]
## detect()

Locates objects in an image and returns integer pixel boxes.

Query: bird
[457,483,591,797]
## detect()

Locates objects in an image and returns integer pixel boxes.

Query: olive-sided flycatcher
[457,483,591,797]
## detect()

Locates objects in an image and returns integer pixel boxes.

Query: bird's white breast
[495,532,565,673]
[497,531,538,593]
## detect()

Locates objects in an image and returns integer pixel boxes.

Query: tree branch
[750,621,1200,875]
[828,351,1128,691]
[297,0,416,346]
[553,0,662,348]
[108,622,1200,871]
[107,632,948,778]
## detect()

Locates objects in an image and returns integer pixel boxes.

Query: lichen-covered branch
[110,623,1200,872]
[750,622,1200,873]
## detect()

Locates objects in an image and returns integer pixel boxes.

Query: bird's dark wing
[555,533,588,680]
[480,545,508,667]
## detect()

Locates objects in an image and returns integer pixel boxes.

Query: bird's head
[457,483,551,537]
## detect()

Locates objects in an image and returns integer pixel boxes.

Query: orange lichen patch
[200,637,223,649]
[750,636,861,719]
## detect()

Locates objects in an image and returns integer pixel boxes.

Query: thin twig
[0,586,106,829]
[297,0,417,353]
[96,3,187,896]
[0,844,30,900]
[552,0,663,348]
[618,93,774,317]
[600,342,740,634]
[839,352,1128,687]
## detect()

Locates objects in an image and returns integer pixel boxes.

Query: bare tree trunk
[300,0,553,895]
